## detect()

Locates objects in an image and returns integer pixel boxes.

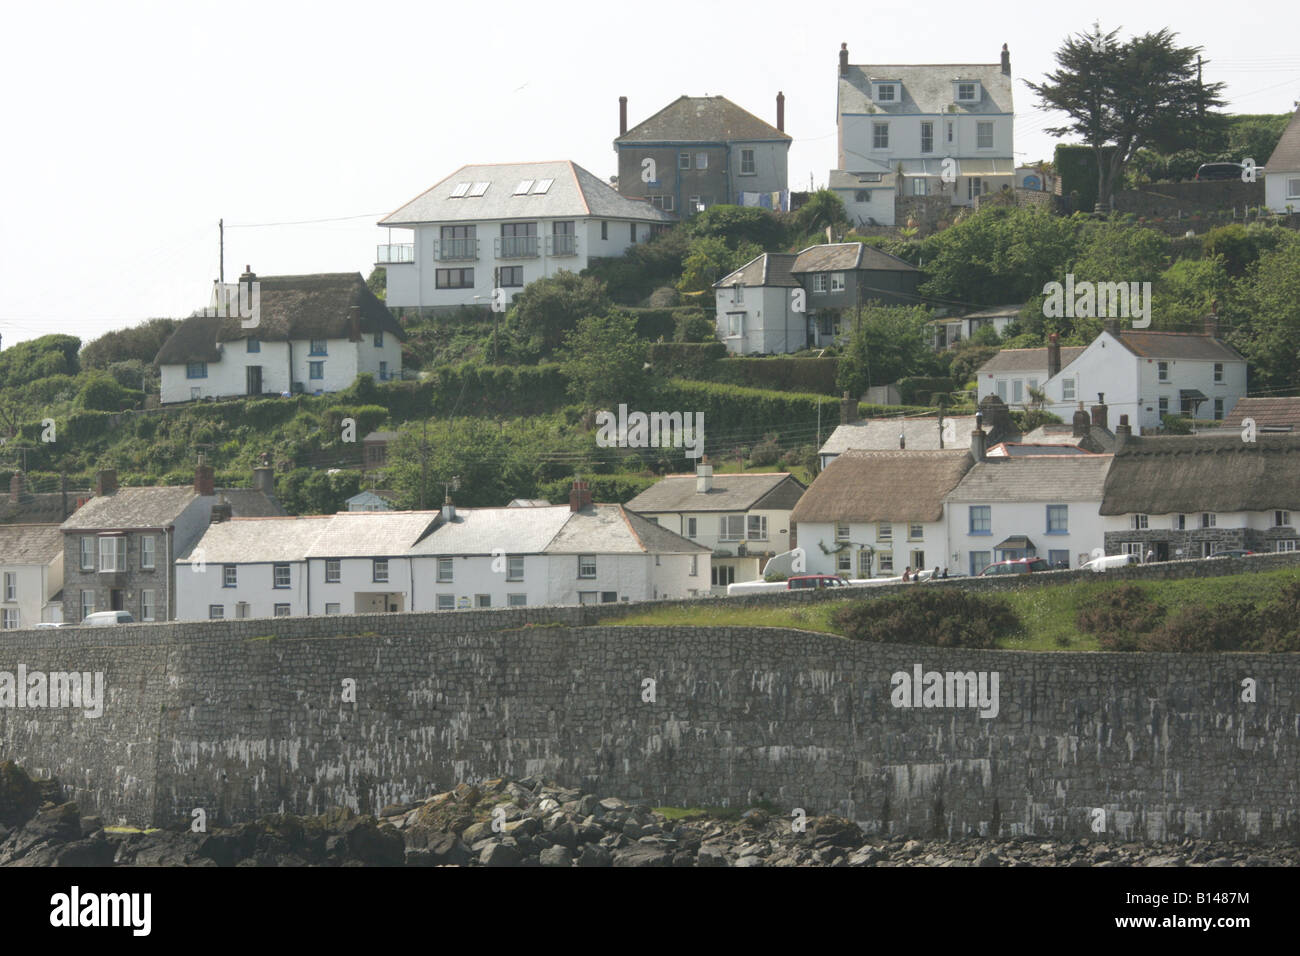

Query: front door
[246,365,262,395]
[1154,542,1169,561]
[110,589,125,611]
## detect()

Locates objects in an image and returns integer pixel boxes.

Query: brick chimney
[211,499,232,523]
[569,479,593,513]
[253,462,275,497]
[194,458,215,497]
[9,472,23,505]
[1115,414,1132,452]
[1091,393,1108,431]
[96,469,118,497]
[441,494,455,522]
[840,391,856,425]
[348,304,361,342]
[776,91,785,133]
[839,42,849,77]
[1047,332,1061,379]
[696,461,713,494]
[1073,402,1090,439]
[619,96,628,137]
[970,413,986,462]
[239,265,256,304]
[1000,43,1010,76]
[1103,318,1120,337]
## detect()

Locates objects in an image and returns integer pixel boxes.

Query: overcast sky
[1,0,1296,349]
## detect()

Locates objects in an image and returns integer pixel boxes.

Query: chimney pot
[839,42,849,77]
[619,95,628,137]
[1000,43,1011,76]
[1073,402,1091,439]
[569,479,593,513]
[441,494,455,522]
[971,413,986,462]
[1047,332,1061,379]
[1091,394,1109,431]
[253,463,275,498]
[776,91,785,133]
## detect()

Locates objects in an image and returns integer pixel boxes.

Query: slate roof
[155,273,404,364]
[407,505,708,556]
[61,486,284,531]
[0,524,64,564]
[819,416,981,456]
[0,492,78,525]
[1115,331,1243,362]
[791,242,919,274]
[1265,106,1300,173]
[986,442,1088,456]
[1099,434,1300,515]
[616,96,791,144]
[979,346,1085,374]
[379,161,676,227]
[1221,397,1300,430]
[625,473,804,513]
[305,512,439,558]
[829,166,894,189]
[715,252,799,289]
[839,60,1014,116]
[1022,423,1117,453]
[177,516,332,564]
[790,450,974,523]
[946,454,1114,503]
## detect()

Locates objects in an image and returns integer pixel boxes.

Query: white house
[0,524,64,628]
[172,482,710,619]
[377,160,675,311]
[829,165,897,228]
[624,464,806,591]
[944,430,1112,576]
[977,323,1248,433]
[817,415,981,470]
[930,304,1022,350]
[711,253,802,354]
[156,271,404,404]
[834,41,1016,210]
[1264,105,1300,214]
[407,483,710,609]
[789,449,974,578]
[1099,430,1300,560]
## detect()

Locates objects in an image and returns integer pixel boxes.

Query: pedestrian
[932,566,940,581]
[941,567,949,579]
[1145,549,1154,564]
[902,567,911,582]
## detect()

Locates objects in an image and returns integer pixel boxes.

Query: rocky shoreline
[2,766,1296,867]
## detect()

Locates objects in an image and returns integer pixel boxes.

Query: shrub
[831,589,1021,649]
[1247,581,1300,652]
[1075,584,1164,651]
[1139,601,1257,652]
[749,434,782,466]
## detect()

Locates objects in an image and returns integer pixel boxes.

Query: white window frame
[1275,510,1291,528]
[274,604,291,617]
[687,517,697,538]
[273,564,291,588]
[727,313,743,337]
[80,589,94,620]
[507,593,527,607]
[740,148,755,174]
[2,572,14,602]
[140,535,156,569]
[1288,178,1300,200]
[437,557,453,582]
[830,273,845,293]
[876,83,896,101]
[222,565,237,588]
[1132,514,1149,530]
[578,554,597,578]
[325,602,341,614]
[98,536,126,573]
[80,536,94,571]
[1062,378,1076,402]
[719,515,745,542]
[747,514,768,541]
[695,152,708,169]
[920,121,933,153]
[835,522,850,541]
[373,559,389,583]
[436,594,455,610]
[976,121,993,150]
[507,555,525,581]
[1,609,17,630]
[1157,361,1169,382]
[1202,513,1217,528]
[141,589,156,622]
[872,122,889,149]
[209,605,224,620]
[956,82,978,102]
[325,559,340,583]
[812,274,828,293]
[1277,539,1298,553]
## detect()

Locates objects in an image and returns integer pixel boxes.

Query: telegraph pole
[219,218,224,285]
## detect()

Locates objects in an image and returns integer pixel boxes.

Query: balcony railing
[376,243,414,264]
[434,238,479,261]
[495,236,539,259]
[546,234,578,257]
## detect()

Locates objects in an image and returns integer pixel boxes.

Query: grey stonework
[2,553,1298,841]
[1104,527,1299,559]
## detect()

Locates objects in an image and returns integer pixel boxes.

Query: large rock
[612,843,673,867]
[340,818,404,866]
[539,846,573,868]
[576,844,612,867]
[480,842,522,867]
[0,801,82,864]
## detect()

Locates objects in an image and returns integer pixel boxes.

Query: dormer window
[875,82,897,102]
[955,81,979,103]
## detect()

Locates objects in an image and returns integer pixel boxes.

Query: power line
[225,212,384,228]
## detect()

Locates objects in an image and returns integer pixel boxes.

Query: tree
[688,204,786,250]
[676,237,763,294]
[507,271,610,357]
[791,189,849,238]
[836,305,933,396]
[365,266,386,300]
[559,310,649,408]
[1025,26,1225,210]
[1225,235,1300,391]
[80,318,179,369]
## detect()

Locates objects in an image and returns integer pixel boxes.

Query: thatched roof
[1100,434,1300,515]
[155,273,403,365]
[790,449,973,524]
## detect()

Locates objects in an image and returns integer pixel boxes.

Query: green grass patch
[612,566,1300,651]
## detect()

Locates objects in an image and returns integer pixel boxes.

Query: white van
[1080,553,1139,572]
[81,610,135,626]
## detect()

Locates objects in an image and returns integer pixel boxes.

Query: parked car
[34,621,69,628]
[1081,553,1140,572]
[786,574,849,590]
[978,557,1051,576]
[1195,162,1255,181]
[81,610,135,626]
[1206,549,1255,559]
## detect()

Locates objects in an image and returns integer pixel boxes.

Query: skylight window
[532,178,553,194]
[449,182,470,198]
[514,179,534,195]
[467,182,490,197]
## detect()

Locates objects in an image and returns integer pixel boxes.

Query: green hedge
[1054,144,1119,213]
[648,342,728,377]
[896,376,956,405]
[537,473,658,505]
[623,307,678,342]
[705,358,840,395]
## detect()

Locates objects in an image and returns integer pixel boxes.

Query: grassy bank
[611,566,1300,651]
